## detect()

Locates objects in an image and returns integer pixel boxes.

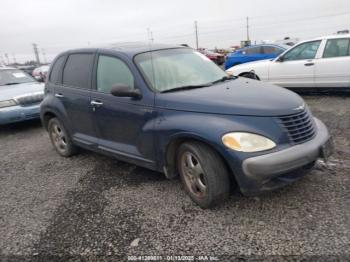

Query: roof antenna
[147,28,157,90]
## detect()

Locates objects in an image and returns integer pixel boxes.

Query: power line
[194,21,199,49]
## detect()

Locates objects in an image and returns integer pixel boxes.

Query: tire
[177,142,230,208]
[240,72,259,80]
[48,117,78,157]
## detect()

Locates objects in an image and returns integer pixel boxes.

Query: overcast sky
[0,0,349,63]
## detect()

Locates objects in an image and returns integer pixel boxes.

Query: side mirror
[276,56,284,62]
[110,84,142,99]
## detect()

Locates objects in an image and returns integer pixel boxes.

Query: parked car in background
[16,65,36,75]
[0,67,44,124]
[198,48,225,65]
[32,65,50,82]
[226,35,350,89]
[41,44,332,208]
[225,44,288,69]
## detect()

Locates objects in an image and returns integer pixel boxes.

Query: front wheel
[240,72,260,80]
[177,142,230,208]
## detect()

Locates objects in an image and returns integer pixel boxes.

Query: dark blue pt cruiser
[40,43,333,208]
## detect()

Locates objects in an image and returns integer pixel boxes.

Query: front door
[91,53,156,168]
[315,38,350,88]
[268,40,321,88]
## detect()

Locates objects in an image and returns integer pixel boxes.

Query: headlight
[0,99,17,108]
[222,132,276,152]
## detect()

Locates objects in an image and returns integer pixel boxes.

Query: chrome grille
[277,109,316,144]
[15,93,44,106]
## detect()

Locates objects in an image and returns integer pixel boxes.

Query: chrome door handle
[55,93,64,98]
[91,100,103,106]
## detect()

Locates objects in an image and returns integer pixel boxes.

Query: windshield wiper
[160,84,212,93]
[4,82,21,85]
[211,75,237,84]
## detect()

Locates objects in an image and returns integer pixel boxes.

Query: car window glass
[323,38,350,58]
[283,41,321,61]
[97,55,134,93]
[245,47,260,55]
[62,53,94,88]
[49,56,65,84]
[262,46,281,54]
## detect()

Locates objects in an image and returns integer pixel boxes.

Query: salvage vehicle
[32,65,50,82]
[226,34,350,89]
[224,44,287,69]
[0,67,44,124]
[198,48,225,65]
[40,44,333,208]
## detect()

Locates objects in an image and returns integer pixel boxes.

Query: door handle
[90,100,103,106]
[55,93,64,98]
[304,62,314,66]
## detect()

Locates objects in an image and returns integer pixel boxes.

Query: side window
[245,47,260,55]
[283,41,321,61]
[262,46,282,54]
[62,53,94,89]
[97,55,134,93]
[323,38,350,58]
[49,56,65,84]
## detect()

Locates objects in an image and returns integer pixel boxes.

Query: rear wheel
[177,142,230,208]
[48,118,77,157]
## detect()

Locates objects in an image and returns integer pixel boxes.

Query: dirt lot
[0,95,349,261]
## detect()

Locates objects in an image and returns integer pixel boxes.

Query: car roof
[308,34,350,41]
[60,42,187,58]
[240,43,287,50]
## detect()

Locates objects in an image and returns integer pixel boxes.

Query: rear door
[90,52,156,168]
[315,38,350,88]
[268,40,321,88]
[55,52,97,147]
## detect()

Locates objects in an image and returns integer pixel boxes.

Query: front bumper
[0,104,41,125]
[240,118,331,194]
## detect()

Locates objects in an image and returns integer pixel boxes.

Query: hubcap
[50,123,67,153]
[180,152,207,198]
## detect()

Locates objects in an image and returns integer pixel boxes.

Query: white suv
[226,34,350,89]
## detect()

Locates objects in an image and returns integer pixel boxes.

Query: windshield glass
[0,69,36,86]
[135,48,227,92]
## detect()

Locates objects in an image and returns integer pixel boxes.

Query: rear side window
[262,46,283,55]
[49,56,65,84]
[62,53,94,89]
[323,38,350,58]
[97,55,134,93]
[245,47,261,55]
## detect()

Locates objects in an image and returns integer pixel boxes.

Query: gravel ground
[0,95,349,261]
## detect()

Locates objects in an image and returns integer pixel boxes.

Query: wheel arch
[163,134,237,187]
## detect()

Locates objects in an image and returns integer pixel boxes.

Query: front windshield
[135,48,227,92]
[0,69,36,86]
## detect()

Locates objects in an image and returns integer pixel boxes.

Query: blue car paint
[0,82,44,124]
[40,45,330,195]
[224,44,286,70]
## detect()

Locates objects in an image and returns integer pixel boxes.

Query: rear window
[49,56,65,84]
[62,53,94,89]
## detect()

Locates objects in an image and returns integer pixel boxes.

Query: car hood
[0,82,44,101]
[156,78,304,116]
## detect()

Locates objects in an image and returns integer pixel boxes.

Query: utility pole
[0,55,5,65]
[12,54,17,64]
[41,48,47,64]
[147,28,154,43]
[194,21,199,50]
[246,16,250,41]
[32,43,41,65]
[4,53,9,65]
